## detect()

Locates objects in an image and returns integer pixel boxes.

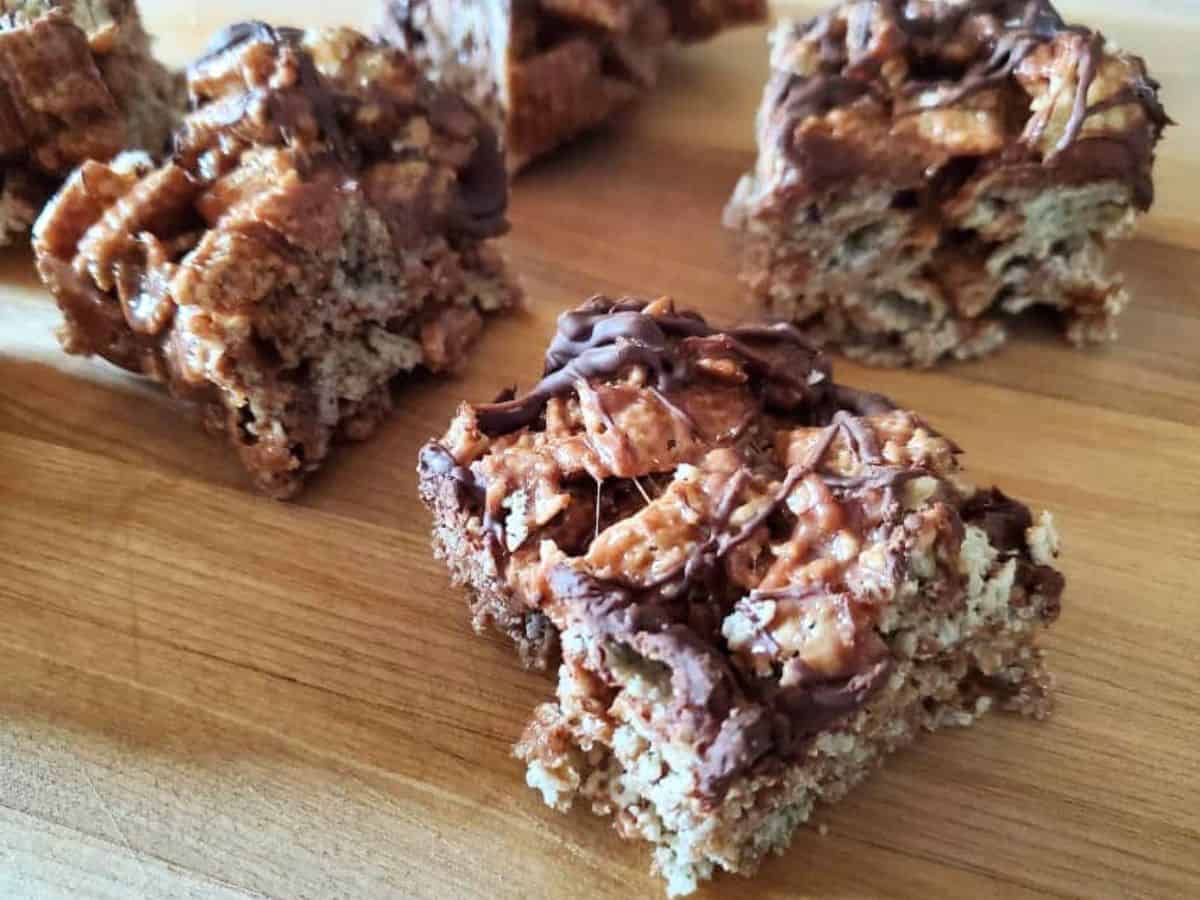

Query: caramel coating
[35,23,517,497]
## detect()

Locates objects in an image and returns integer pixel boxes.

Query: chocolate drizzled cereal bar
[725,0,1169,366]
[34,22,519,498]
[377,0,766,173]
[418,297,1064,893]
[0,0,182,245]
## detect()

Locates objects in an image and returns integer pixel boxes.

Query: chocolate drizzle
[474,297,831,436]
[898,1,1073,109]
[769,0,1169,206]
[615,412,847,599]
[770,74,875,142]
[901,8,1147,173]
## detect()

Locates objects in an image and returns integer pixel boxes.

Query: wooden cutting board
[2,3,1197,898]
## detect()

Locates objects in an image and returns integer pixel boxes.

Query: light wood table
[2,3,1198,899]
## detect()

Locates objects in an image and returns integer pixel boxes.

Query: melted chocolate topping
[189,21,353,165]
[960,486,1031,552]
[418,441,486,507]
[418,442,507,570]
[960,486,1064,614]
[770,0,1169,205]
[693,656,891,798]
[474,297,831,436]
[193,20,304,66]
[450,121,509,239]
[546,562,895,798]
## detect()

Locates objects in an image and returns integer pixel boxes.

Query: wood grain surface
[2,3,1198,899]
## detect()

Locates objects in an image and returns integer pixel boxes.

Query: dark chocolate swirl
[474,296,832,435]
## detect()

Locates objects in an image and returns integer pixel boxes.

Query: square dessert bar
[0,0,181,244]
[377,0,766,172]
[725,0,1169,366]
[34,22,519,498]
[419,297,1064,894]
